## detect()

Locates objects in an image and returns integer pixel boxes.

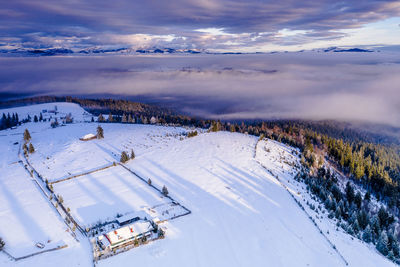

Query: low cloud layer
[0,52,399,126]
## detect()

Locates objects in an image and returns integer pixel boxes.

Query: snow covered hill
[0,103,396,266]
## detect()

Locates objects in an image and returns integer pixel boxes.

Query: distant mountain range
[319,47,374,53]
[0,47,208,56]
[0,46,378,56]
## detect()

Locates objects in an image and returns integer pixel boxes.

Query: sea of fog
[0,52,399,126]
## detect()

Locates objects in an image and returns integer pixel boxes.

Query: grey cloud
[1,1,399,50]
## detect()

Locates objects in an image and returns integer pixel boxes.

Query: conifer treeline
[0,112,19,130]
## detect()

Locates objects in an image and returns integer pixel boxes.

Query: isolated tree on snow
[97,125,104,139]
[91,116,94,123]
[65,113,73,123]
[23,129,31,142]
[51,118,59,128]
[120,151,129,163]
[39,112,43,121]
[147,178,152,185]
[28,143,35,153]
[162,185,169,196]
[34,115,38,122]
[130,149,135,159]
[23,143,28,153]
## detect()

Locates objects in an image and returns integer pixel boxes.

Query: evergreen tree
[352,219,360,234]
[335,205,341,219]
[0,237,4,250]
[28,143,35,153]
[345,182,355,203]
[51,118,59,128]
[128,114,133,123]
[23,143,28,153]
[108,112,113,122]
[97,126,104,139]
[6,113,11,128]
[355,163,364,179]
[121,114,127,123]
[378,207,390,228]
[120,151,129,163]
[162,185,169,196]
[130,149,135,159]
[98,114,105,122]
[376,230,389,256]
[23,129,31,142]
[147,178,152,185]
[91,116,94,122]
[391,240,400,258]
[357,210,369,230]
[210,121,221,132]
[364,191,371,202]
[65,113,73,123]
[34,115,38,122]
[363,225,372,243]
[1,113,6,129]
[39,113,43,121]
[354,192,362,209]
[371,215,381,238]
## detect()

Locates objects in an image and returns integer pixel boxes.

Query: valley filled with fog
[1,51,399,127]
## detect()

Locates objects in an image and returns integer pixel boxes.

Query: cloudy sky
[1,0,400,51]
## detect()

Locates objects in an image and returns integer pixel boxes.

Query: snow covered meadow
[0,102,396,266]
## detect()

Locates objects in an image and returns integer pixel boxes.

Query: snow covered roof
[105,220,153,246]
[116,211,148,225]
[80,133,96,140]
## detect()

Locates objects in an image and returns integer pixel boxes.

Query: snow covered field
[0,109,91,266]
[29,123,188,182]
[0,102,396,266]
[52,165,171,226]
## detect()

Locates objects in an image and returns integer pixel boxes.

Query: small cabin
[80,133,97,141]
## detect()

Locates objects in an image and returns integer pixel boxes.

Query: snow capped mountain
[316,47,375,53]
[0,45,384,57]
[0,47,206,56]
